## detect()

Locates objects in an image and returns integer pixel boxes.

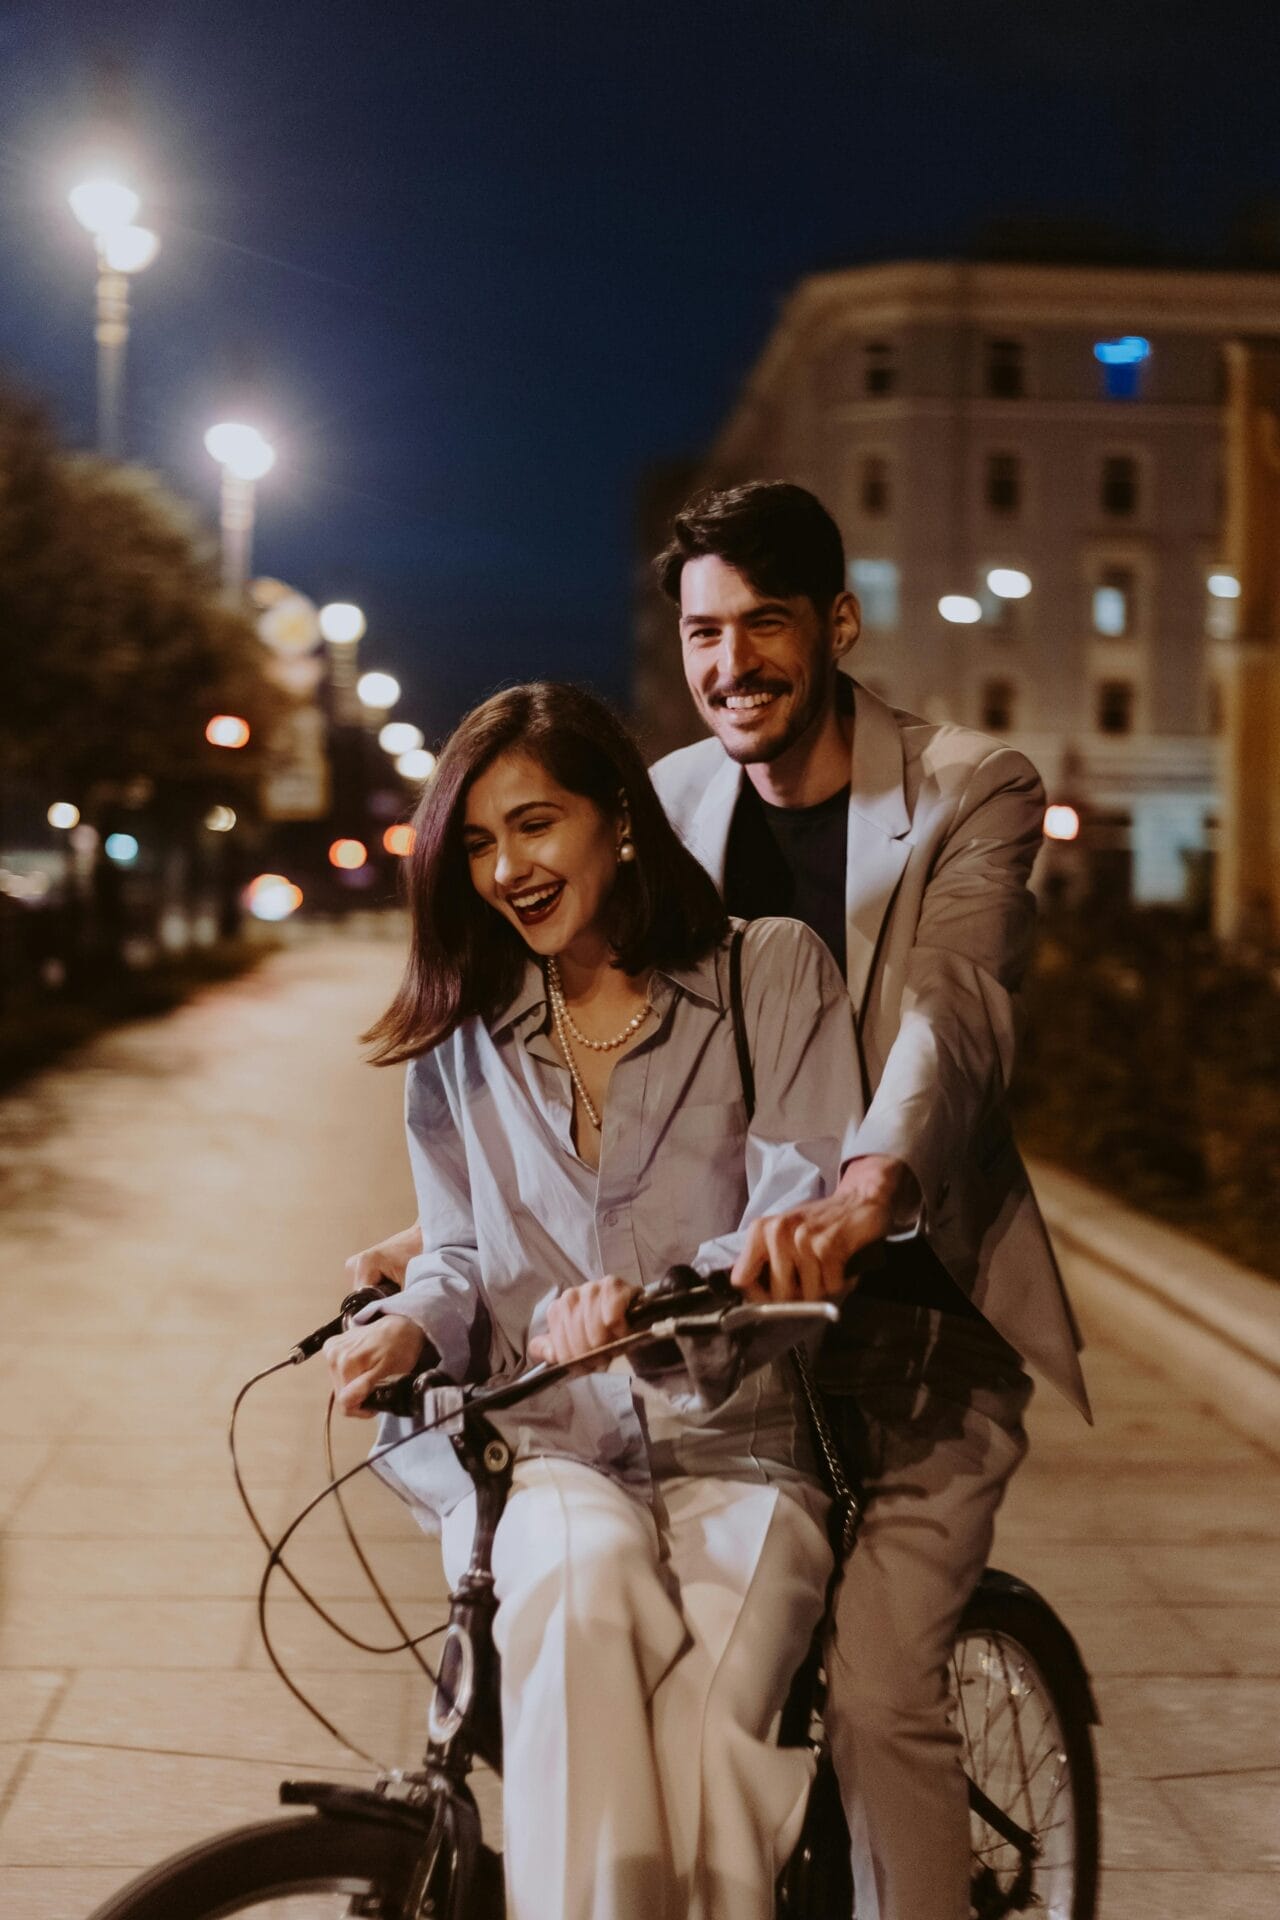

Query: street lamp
[319,601,366,724]
[356,670,400,712]
[204,423,276,595]
[68,175,158,458]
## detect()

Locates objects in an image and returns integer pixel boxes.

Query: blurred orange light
[383,824,416,857]
[206,714,251,749]
[245,873,303,921]
[328,838,368,870]
[1044,804,1081,843]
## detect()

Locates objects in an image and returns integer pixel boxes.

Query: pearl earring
[617,835,637,864]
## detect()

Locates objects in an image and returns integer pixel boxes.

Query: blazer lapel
[844,683,912,1020]
[683,753,743,891]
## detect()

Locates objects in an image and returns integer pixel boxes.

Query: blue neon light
[1094,336,1151,366]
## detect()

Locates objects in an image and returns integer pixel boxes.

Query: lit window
[1101,455,1139,517]
[1096,680,1135,735]
[1092,566,1135,637]
[864,341,896,396]
[985,339,1025,399]
[860,456,890,516]
[981,680,1016,732]
[1205,569,1239,641]
[985,452,1021,515]
[849,558,900,628]
[1094,336,1150,400]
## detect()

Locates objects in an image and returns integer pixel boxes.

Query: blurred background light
[245,873,303,921]
[1044,805,1081,843]
[204,422,276,482]
[47,802,80,830]
[100,225,159,274]
[357,670,400,710]
[328,837,368,870]
[986,568,1032,600]
[104,832,140,864]
[395,748,436,781]
[1207,572,1241,599]
[68,177,139,237]
[378,721,424,755]
[205,714,251,748]
[1093,336,1151,366]
[938,594,983,624]
[318,601,366,645]
[203,805,237,833]
[383,823,416,857]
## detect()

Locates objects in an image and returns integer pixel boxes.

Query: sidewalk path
[0,937,1276,1917]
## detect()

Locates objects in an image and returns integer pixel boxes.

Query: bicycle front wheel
[85,1810,502,1920]
[955,1571,1100,1920]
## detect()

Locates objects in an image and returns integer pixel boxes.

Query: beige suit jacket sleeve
[848,745,1045,1224]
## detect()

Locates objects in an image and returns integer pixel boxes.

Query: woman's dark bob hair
[364,681,728,1063]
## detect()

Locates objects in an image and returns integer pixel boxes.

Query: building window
[985,452,1021,515]
[849,558,900,628]
[1205,567,1239,641]
[1096,680,1135,735]
[1093,336,1151,400]
[864,341,896,396]
[981,680,1016,732]
[1092,566,1136,637]
[860,455,890,516]
[1100,455,1139,517]
[985,338,1025,399]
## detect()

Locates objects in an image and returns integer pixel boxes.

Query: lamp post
[204,423,276,595]
[318,601,366,725]
[68,177,159,458]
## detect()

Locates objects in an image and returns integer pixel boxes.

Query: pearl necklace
[545,958,651,1133]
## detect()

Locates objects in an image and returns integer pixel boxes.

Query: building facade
[636,261,1280,905]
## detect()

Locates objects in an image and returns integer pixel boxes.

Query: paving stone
[0,1866,139,1918]
[1097,1869,1279,1918]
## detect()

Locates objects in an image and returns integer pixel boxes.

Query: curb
[1028,1158,1280,1456]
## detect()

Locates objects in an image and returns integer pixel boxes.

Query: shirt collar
[488,939,727,1035]
[490,959,550,1037]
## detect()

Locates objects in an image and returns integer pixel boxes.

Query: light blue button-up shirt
[372,917,864,1522]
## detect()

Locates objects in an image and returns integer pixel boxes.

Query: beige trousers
[442,1458,831,1920]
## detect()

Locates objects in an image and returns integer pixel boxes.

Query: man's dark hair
[654,481,847,611]
[364,681,728,1064]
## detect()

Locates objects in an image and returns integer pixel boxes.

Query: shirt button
[603,1209,620,1228]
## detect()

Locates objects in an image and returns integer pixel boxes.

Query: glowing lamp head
[328,838,368,871]
[986,568,1032,600]
[383,824,416,857]
[938,595,983,625]
[246,873,303,922]
[69,178,140,238]
[357,670,400,711]
[378,721,424,755]
[104,832,140,864]
[204,423,276,482]
[206,715,251,749]
[1043,805,1081,843]
[204,805,237,833]
[47,802,80,830]
[318,601,366,645]
[395,748,437,782]
[100,225,159,274]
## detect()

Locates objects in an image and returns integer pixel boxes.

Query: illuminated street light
[205,423,276,593]
[1044,805,1081,843]
[378,721,424,756]
[383,824,416,857]
[396,748,437,782]
[986,568,1032,600]
[357,670,401,711]
[328,838,368,870]
[204,805,237,833]
[319,602,366,645]
[205,714,251,749]
[938,595,983,625]
[68,174,158,457]
[1207,572,1241,600]
[47,802,81,830]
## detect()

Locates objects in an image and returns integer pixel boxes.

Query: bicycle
[87,1271,1100,1920]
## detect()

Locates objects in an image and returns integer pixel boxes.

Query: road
[0,935,1275,1918]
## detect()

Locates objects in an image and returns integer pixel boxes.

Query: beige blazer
[650,680,1090,1418]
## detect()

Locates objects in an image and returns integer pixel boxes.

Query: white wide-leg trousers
[442,1457,831,1920]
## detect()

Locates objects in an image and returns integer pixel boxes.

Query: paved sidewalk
[0,937,1276,1917]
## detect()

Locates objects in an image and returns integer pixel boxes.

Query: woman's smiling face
[462,750,622,962]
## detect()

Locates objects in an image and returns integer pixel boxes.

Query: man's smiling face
[678,554,851,765]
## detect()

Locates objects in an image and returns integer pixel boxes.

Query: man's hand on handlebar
[345,1222,424,1293]
[730,1155,911,1302]
[527,1274,638,1367]
[325,1315,429,1418]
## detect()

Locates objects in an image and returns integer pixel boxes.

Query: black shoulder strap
[727,925,755,1123]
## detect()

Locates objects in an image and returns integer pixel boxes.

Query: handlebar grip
[624,1265,737,1331]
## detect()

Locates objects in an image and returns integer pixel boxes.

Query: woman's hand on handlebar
[325,1315,429,1418]
[528,1275,638,1367]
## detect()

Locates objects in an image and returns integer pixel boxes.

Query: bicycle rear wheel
[85,1810,502,1920]
[956,1571,1100,1920]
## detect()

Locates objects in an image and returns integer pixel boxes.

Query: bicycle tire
[956,1571,1100,1920]
[84,1809,502,1920]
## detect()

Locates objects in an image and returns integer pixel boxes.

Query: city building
[635,260,1280,905]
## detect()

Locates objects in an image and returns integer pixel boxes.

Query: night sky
[2,2,1277,743]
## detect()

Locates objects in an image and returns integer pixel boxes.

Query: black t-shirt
[723,773,981,1321]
